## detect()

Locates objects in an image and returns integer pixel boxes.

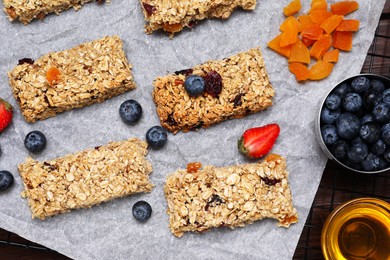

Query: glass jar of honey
[321,198,390,260]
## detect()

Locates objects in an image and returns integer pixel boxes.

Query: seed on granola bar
[18,58,34,65]
[204,71,223,98]
[46,67,61,86]
[142,3,156,16]
[187,162,202,173]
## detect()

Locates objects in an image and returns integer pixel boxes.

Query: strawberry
[238,124,280,158]
[0,98,13,133]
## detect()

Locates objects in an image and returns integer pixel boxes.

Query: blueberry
[336,113,360,140]
[350,137,364,145]
[382,123,390,145]
[384,149,390,163]
[351,76,370,93]
[342,93,363,112]
[325,94,341,110]
[372,103,390,123]
[370,79,385,93]
[359,123,381,144]
[132,201,152,222]
[184,75,205,97]
[333,83,351,98]
[363,90,381,110]
[381,89,390,105]
[320,107,341,124]
[119,100,142,124]
[321,125,339,146]
[371,139,386,155]
[0,170,14,191]
[146,126,168,149]
[331,140,349,161]
[347,141,368,163]
[24,131,46,153]
[361,114,375,125]
[361,153,383,171]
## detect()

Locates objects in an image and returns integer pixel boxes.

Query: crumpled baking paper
[0,0,386,259]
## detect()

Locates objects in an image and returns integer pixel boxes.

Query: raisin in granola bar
[153,48,274,134]
[18,138,153,220]
[8,36,134,123]
[164,154,298,237]
[3,0,109,24]
[140,0,256,36]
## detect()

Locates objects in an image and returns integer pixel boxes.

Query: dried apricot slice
[289,62,310,81]
[332,31,353,51]
[331,1,359,16]
[310,34,332,59]
[301,24,323,40]
[280,16,302,32]
[321,15,343,34]
[268,34,292,57]
[310,10,332,24]
[302,36,316,47]
[289,39,310,64]
[309,0,327,13]
[298,15,315,31]
[283,0,302,16]
[309,60,334,80]
[336,19,359,31]
[280,21,298,47]
[323,49,340,63]
[46,67,61,85]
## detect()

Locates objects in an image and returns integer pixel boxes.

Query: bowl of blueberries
[317,74,390,173]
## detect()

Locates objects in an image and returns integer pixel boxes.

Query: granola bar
[3,0,109,24]
[164,154,298,237]
[153,48,274,133]
[140,0,256,36]
[8,36,134,123]
[18,138,153,220]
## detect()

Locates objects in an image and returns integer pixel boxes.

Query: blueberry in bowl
[317,74,390,174]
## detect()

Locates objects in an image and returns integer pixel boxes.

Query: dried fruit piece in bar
[164,154,298,237]
[139,0,257,36]
[153,48,274,133]
[3,0,110,24]
[8,36,135,123]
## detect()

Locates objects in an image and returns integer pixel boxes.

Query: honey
[322,198,390,260]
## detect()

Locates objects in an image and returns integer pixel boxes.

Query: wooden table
[1,3,389,259]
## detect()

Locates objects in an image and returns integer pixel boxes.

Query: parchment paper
[0,0,386,259]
